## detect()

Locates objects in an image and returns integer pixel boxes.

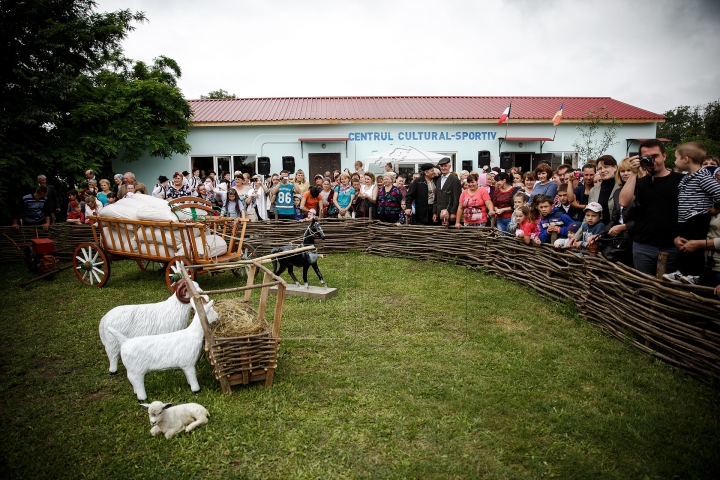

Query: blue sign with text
[348,131,497,141]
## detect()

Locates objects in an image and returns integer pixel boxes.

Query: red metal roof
[187,96,664,124]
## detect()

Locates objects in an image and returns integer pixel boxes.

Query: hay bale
[211,298,269,337]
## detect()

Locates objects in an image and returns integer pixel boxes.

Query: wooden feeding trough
[180,250,305,392]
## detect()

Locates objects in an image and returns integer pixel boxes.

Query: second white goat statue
[108,299,217,401]
[140,401,209,439]
[99,279,208,375]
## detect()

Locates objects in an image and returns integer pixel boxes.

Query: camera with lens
[639,155,655,167]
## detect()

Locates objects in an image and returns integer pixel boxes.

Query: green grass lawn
[0,253,718,479]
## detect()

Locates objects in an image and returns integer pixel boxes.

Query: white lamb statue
[108,299,217,401]
[140,401,209,439]
[99,279,208,375]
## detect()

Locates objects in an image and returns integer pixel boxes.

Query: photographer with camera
[619,139,683,276]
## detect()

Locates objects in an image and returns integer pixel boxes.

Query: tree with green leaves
[571,107,622,163]
[657,100,720,164]
[0,0,191,221]
[200,89,236,99]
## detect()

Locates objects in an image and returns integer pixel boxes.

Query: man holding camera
[619,139,683,275]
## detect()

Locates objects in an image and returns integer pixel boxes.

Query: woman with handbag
[599,158,644,265]
[357,172,377,218]
[319,179,335,218]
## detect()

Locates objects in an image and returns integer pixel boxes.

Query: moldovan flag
[552,103,564,126]
[497,103,511,125]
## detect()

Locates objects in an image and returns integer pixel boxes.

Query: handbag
[352,195,368,217]
[598,234,628,263]
[325,189,337,217]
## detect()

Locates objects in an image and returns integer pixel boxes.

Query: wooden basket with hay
[181,257,291,392]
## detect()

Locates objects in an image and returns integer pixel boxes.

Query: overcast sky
[97,0,720,115]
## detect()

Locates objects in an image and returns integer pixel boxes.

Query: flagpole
[552,124,558,141]
[504,102,511,139]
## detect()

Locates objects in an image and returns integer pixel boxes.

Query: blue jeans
[496,217,511,232]
[632,241,678,276]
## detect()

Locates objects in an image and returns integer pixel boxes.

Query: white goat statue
[108,299,217,401]
[99,279,207,375]
[140,401,209,439]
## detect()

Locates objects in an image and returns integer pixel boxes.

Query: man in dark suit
[36,174,61,221]
[404,163,437,225]
[434,157,461,226]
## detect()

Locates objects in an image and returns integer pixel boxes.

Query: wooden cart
[72,197,256,290]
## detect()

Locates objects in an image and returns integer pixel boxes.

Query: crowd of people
[12,140,720,295]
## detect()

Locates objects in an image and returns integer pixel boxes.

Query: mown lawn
[0,253,718,479]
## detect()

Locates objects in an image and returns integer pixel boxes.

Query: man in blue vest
[12,186,52,230]
[271,170,297,220]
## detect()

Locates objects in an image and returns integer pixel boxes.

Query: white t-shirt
[360,184,376,200]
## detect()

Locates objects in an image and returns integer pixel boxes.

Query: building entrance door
[308,153,341,180]
[513,153,532,174]
[532,153,552,170]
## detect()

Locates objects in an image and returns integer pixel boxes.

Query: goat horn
[174,279,190,304]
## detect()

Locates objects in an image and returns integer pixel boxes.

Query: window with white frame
[549,152,578,169]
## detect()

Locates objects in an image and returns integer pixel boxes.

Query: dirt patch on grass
[490,316,529,332]
[34,357,71,378]
[84,391,109,402]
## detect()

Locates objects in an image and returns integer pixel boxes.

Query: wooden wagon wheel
[73,242,111,287]
[231,243,258,278]
[135,258,167,273]
[165,255,195,291]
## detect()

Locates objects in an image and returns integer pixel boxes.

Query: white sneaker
[680,275,700,285]
[662,271,682,283]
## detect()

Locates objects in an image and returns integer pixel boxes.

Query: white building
[114,96,664,184]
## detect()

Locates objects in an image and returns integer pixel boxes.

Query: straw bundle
[211,298,269,337]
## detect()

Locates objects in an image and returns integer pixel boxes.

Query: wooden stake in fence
[656,252,669,279]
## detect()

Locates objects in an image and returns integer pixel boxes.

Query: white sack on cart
[99,202,139,220]
[176,234,228,259]
[135,226,204,247]
[102,226,137,253]
[130,239,177,257]
[136,204,176,222]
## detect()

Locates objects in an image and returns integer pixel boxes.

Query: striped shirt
[678,167,720,222]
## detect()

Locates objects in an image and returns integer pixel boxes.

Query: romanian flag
[497,102,511,125]
[552,103,564,126]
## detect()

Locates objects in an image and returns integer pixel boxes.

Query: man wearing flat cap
[405,163,438,225]
[434,157,460,226]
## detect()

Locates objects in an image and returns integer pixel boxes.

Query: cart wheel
[231,243,258,278]
[166,256,195,291]
[136,258,167,273]
[73,242,110,287]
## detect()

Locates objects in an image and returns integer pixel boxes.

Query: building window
[191,155,257,180]
[549,152,578,169]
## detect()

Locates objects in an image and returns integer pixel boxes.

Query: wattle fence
[3,221,719,383]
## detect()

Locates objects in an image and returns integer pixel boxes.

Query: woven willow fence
[3,221,719,383]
